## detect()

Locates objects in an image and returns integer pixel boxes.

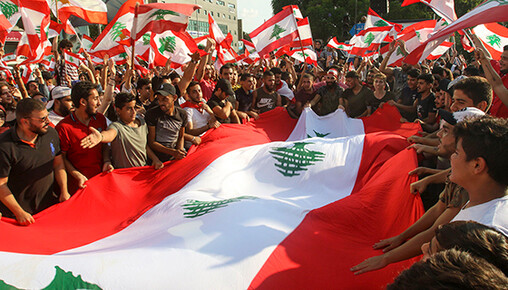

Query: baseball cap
[439,107,485,126]
[46,86,71,109]
[155,83,177,97]
[215,78,235,96]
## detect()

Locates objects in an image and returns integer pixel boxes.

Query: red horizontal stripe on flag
[250,8,294,38]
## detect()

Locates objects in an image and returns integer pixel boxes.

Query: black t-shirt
[145,105,188,162]
[416,92,436,120]
[235,87,253,112]
[366,91,395,112]
[0,126,61,218]
[399,86,419,121]
[315,83,343,116]
[343,86,374,118]
[207,95,231,123]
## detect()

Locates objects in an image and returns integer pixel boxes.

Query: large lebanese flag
[404,0,508,65]
[472,22,508,60]
[0,107,423,289]
[250,7,299,57]
[289,17,313,48]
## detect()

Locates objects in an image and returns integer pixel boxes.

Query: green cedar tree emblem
[396,47,403,56]
[158,36,176,54]
[182,196,258,218]
[68,55,74,62]
[270,24,286,40]
[298,52,309,58]
[110,22,127,41]
[306,130,330,138]
[415,31,421,39]
[270,142,325,177]
[364,32,375,46]
[486,34,501,47]
[0,266,101,290]
[374,20,389,27]
[150,10,179,20]
[118,52,128,59]
[0,1,18,19]
[142,33,151,46]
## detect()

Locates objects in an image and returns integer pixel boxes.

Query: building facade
[157,0,240,48]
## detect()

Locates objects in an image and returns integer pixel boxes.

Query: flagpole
[131,3,139,70]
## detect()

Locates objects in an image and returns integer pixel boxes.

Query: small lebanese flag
[249,7,299,57]
[89,0,142,59]
[404,0,508,65]
[282,4,304,20]
[240,39,260,64]
[472,22,508,60]
[193,34,209,50]
[40,54,56,72]
[287,48,317,65]
[17,0,51,60]
[79,34,94,53]
[64,50,84,68]
[402,0,457,23]
[290,17,313,48]
[134,3,200,40]
[20,64,37,84]
[365,8,403,31]
[208,14,226,45]
[427,41,453,60]
[151,30,199,67]
[0,106,423,289]
[349,26,392,56]
[327,37,351,51]
[2,53,16,62]
[52,0,108,25]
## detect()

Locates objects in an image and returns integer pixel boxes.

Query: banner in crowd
[0,107,423,289]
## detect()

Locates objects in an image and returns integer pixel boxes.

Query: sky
[237,0,274,34]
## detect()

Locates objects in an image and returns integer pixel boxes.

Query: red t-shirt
[56,112,107,180]
[199,78,216,101]
[489,60,508,118]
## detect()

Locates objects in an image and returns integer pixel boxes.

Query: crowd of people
[0,31,507,287]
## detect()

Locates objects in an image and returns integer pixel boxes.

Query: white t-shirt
[184,107,212,135]
[451,195,508,236]
[48,110,65,126]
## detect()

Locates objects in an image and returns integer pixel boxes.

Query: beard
[59,105,71,117]
[326,81,336,88]
[29,123,48,135]
[85,103,97,117]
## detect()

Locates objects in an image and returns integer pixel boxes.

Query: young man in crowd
[80,93,164,170]
[306,69,344,116]
[295,74,317,116]
[208,79,240,124]
[56,81,111,194]
[146,83,188,162]
[252,71,281,115]
[181,81,220,149]
[350,107,485,275]
[450,116,508,236]
[235,73,258,120]
[0,99,69,225]
[46,86,73,126]
[396,68,420,122]
[342,70,374,118]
